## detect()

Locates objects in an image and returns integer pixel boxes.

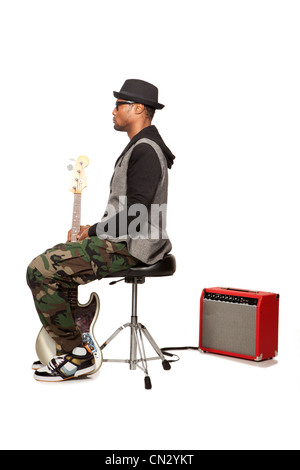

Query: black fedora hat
[113,79,164,110]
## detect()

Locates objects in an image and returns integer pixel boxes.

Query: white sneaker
[34,345,95,382]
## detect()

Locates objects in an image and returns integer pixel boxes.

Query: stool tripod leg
[136,326,149,374]
[140,324,171,370]
[100,323,130,351]
[135,325,152,389]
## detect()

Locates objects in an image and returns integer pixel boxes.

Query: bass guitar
[35,155,103,373]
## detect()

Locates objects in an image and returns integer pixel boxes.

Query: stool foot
[144,375,152,390]
[162,359,171,370]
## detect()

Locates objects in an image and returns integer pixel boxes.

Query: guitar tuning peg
[67,164,74,171]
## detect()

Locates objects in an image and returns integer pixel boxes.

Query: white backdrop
[1,0,300,450]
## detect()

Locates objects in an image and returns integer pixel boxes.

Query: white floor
[3,346,300,451]
[2,277,300,451]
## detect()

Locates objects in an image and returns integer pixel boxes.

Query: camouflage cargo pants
[26,236,138,352]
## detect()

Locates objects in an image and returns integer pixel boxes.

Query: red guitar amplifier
[199,287,279,361]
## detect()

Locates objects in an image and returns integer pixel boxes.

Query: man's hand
[67,225,91,242]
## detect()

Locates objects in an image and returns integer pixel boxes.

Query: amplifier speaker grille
[201,299,257,357]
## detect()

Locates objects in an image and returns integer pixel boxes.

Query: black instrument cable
[161,346,201,363]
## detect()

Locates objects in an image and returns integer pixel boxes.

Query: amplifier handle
[221,287,259,294]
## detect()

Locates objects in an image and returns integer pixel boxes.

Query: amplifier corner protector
[254,354,263,362]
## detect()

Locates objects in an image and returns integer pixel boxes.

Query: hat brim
[113,91,164,110]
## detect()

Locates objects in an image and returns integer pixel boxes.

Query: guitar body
[36,290,103,374]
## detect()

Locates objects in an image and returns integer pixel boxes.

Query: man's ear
[134,103,145,115]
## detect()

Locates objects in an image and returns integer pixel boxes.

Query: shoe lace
[47,355,66,372]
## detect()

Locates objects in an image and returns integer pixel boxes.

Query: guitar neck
[70,193,81,242]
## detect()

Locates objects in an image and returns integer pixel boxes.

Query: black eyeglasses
[115,100,135,111]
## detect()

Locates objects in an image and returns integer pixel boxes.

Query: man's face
[112,99,135,132]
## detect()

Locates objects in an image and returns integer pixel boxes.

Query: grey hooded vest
[96,138,172,265]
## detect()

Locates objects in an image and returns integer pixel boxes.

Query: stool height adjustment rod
[130,280,138,371]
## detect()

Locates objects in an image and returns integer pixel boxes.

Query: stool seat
[107,254,176,279]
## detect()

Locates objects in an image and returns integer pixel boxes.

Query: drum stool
[100,254,176,389]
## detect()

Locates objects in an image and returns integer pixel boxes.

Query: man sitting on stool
[27,79,176,382]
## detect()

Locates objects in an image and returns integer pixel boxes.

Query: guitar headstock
[69,155,89,194]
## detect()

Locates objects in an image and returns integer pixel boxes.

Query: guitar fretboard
[71,193,81,242]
